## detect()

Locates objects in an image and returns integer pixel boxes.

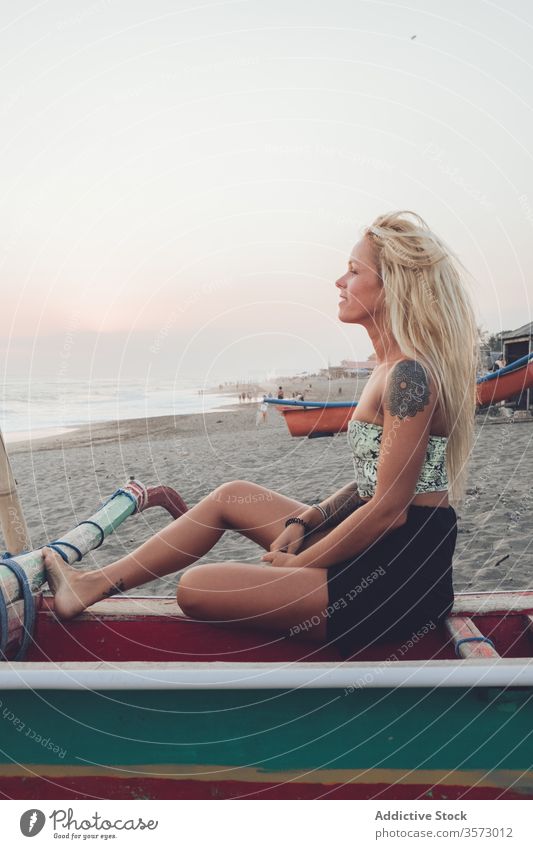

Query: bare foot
[41,547,91,620]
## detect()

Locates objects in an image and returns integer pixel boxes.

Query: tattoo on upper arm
[386,360,430,419]
[319,482,364,528]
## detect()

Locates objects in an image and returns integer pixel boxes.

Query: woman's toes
[42,546,59,567]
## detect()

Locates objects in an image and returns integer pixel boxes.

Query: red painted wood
[26,610,344,663]
[446,616,500,658]
[23,606,533,664]
[25,607,466,663]
[0,776,529,801]
[470,613,532,658]
[145,486,188,519]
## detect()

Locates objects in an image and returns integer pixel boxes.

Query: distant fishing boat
[266,353,533,438]
[476,351,533,406]
[274,399,357,437]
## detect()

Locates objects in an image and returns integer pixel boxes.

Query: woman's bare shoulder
[380,358,448,434]
[382,358,442,390]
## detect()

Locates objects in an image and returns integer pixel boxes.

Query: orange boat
[268,353,533,438]
[275,401,356,437]
[476,352,533,406]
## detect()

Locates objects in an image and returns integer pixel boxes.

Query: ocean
[0,378,241,443]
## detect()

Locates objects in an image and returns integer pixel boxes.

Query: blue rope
[0,486,138,662]
[0,557,36,661]
[45,485,137,568]
[101,487,138,513]
[47,540,83,563]
[76,520,105,548]
[2,549,30,560]
[0,584,8,658]
[455,635,496,656]
[44,487,136,572]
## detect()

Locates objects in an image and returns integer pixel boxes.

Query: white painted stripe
[1,658,533,690]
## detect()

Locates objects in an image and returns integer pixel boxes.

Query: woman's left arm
[292,359,438,569]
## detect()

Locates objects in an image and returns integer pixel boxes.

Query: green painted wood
[1,686,532,773]
[0,488,137,606]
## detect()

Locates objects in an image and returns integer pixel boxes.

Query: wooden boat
[1,589,533,800]
[1,447,533,800]
[266,353,533,438]
[275,399,357,437]
[476,351,533,406]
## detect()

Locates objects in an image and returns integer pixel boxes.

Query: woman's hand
[261,550,300,568]
[268,523,306,555]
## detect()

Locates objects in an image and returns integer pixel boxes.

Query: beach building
[340,358,376,375]
[319,359,376,379]
[501,321,533,410]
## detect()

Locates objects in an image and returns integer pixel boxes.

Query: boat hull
[281,404,356,437]
[1,594,533,800]
[1,684,532,800]
[476,360,533,406]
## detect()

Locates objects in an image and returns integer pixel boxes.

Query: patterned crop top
[347,419,448,499]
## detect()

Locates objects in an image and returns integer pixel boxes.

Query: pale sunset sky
[1,0,532,384]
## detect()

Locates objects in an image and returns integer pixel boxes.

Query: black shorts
[325,504,457,658]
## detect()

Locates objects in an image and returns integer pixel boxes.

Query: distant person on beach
[277,386,284,399]
[256,400,268,425]
[43,211,478,659]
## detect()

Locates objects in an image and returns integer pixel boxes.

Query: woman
[42,210,478,657]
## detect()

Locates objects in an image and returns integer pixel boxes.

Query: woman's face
[336,235,384,325]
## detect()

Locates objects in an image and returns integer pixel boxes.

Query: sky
[1,0,533,384]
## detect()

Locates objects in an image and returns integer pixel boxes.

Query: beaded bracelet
[285,516,312,535]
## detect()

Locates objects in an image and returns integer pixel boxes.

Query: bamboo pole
[0,485,140,659]
[0,484,141,609]
[0,480,188,658]
[0,477,188,648]
[0,428,31,555]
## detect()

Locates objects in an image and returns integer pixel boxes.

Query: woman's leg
[42,479,320,620]
[177,562,330,642]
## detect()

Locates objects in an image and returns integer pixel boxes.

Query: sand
[6,375,533,598]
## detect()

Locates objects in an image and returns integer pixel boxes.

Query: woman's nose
[335,275,347,290]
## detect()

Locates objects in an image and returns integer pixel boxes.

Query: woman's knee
[177,565,216,618]
[211,479,269,521]
[212,479,256,503]
[177,567,202,617]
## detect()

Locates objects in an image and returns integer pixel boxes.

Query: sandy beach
[6,375,533,598]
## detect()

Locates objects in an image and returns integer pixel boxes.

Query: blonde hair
[365,210,478,504]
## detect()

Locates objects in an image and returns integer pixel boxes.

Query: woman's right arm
[269,482,362,554]
[298,481,363,531]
